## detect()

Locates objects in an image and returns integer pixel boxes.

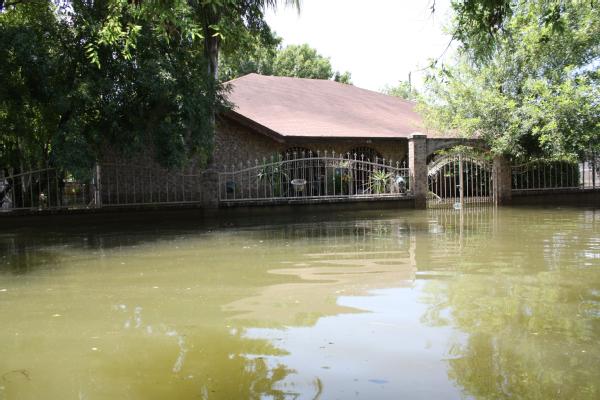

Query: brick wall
[214,117,409,170]
[213,118,283,169]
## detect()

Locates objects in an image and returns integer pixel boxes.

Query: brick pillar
[201,169,219,208]
[408,133,428,209]
[493,156,512,205]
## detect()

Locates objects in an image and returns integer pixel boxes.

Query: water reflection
[419,208,600,400]
[0,208,598,399]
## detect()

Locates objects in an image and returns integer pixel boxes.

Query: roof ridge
[225,73,417,106]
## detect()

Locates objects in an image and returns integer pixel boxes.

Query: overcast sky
[265,0,455,92]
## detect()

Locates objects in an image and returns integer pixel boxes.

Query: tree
[272,44,333,79]
[272,44,352,83]
[1,0,303,176]
[0,1,71,173]
[0,0,226,177]
[221,40,353,83]
[333,71,352,84]
[420,0,599,159]
[382,81,417,101]
[218,29,281,81]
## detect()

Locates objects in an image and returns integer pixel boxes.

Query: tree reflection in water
[420,208,600,399]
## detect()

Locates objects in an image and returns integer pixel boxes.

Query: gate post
[493,156,512,205]
[408,133,428,209]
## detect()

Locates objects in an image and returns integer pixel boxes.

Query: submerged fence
[2,152,598,212]
[427,153,494,208]
[98,163,204,207]
[0,168,91,211]
[0,164,206,211]
[218,152,411,203]
[511,157,598,191]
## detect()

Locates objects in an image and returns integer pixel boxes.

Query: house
[214,73,432,168]
[95,73,490,208]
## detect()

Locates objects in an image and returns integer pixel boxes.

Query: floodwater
[0,207,599,399]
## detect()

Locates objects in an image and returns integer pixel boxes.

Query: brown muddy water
[0,207,599,399]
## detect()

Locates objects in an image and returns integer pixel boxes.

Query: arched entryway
[427,149,494,208]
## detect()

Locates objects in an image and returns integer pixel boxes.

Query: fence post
[493,156,512,205]
[94,163,102,208]
[201,169,219,209]
[408,133,428,209]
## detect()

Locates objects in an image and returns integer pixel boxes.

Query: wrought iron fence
[427,153,494,208]
[0,164,208,211]
[0,168,91,211]
[98,163,204,206]
[218,151,411,203]
[511,157,599,191]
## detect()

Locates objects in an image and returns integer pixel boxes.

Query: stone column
[408,133,428,209]
[200,169,220,209]
[493,155,512,205]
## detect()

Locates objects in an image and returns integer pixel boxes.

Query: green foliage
[219,29,281,81]
[0,1,71,172]
[369,169,392,194]
[333,71,352,84]
[3,0,303,175]
[382,81,417,101]
[272,44,333,79]
[221,39,353,83]
[0,0,302,176]
[257,155,288,197]
[450,0,513,61]
[421,0,600,159]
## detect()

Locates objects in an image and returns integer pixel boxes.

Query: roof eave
[221,110,286,144]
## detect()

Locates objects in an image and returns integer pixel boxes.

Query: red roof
[224,74,426,139]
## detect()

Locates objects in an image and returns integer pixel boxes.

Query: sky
[265,0,455,92]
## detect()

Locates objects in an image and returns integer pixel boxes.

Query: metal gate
[427,153,494,208]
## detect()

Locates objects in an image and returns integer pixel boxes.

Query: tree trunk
[205,34,220,80]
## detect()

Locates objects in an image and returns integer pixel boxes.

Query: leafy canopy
[382,81,417,101]
[421,0,599,159]
[0,0,298,175]
[220,40,353,83]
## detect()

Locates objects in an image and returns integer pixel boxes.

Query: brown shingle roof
[224,73,426,139]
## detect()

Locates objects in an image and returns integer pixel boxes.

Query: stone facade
[213,117,282,169]
[213,117,409,170]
